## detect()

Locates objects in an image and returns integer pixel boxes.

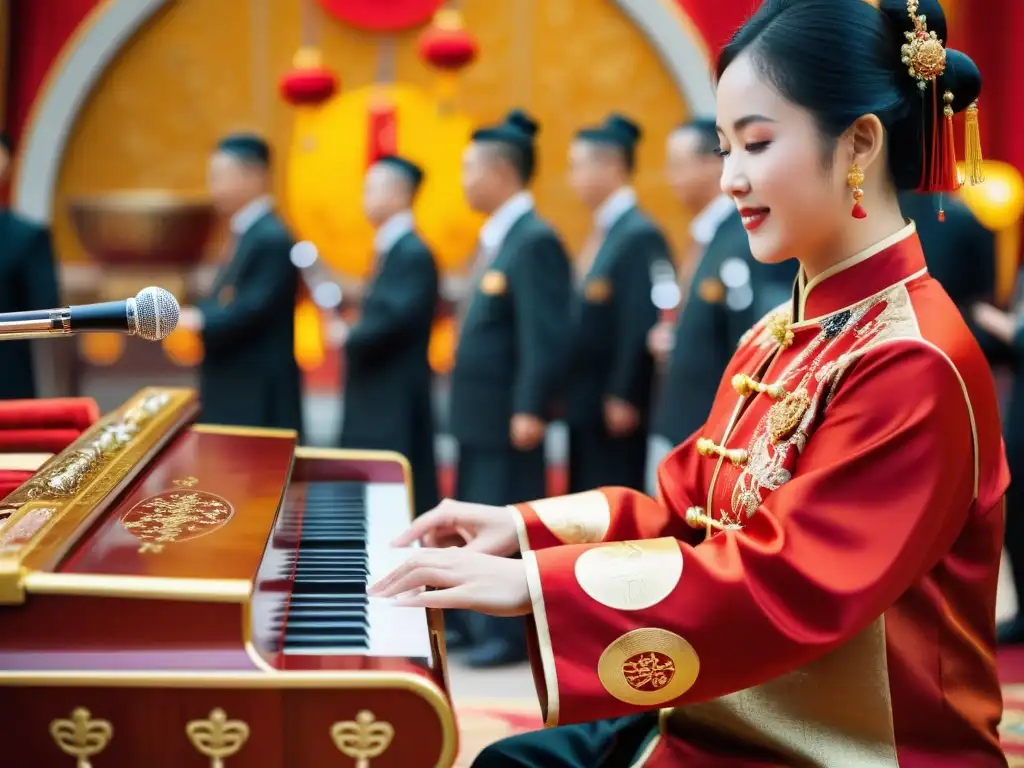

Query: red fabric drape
[4,0,97,139]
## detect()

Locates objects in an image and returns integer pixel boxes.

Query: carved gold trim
[4,671,456,768]
[0,387,198,604]
[186,708,250,767]
[22,572,251,601]
[330,710,394,767]
[50,707,113,767]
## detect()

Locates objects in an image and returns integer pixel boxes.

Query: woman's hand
[390,498,521,557]
[368,548,531,616]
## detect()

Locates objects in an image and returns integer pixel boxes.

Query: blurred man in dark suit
[449,109,572,667]
[179,134,302,438]
[0,132,61,399]
[340,155,439,518]
[565,113,670,492]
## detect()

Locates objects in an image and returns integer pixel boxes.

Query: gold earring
[848,163,866,219]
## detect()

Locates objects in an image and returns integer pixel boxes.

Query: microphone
[0,287,180,342]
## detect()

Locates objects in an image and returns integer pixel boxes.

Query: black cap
[472,108,539,149]
[216,133,271,166]
[374,154,425,192]
[576,113,642,168]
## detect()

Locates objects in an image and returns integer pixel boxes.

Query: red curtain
[4,0,97,139]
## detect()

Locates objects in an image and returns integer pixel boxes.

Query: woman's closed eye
[714,140,771,158]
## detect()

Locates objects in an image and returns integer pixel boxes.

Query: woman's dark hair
[716,0,981,190]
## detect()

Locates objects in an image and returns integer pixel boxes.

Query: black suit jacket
[899,192,997,353]
[565,206,669,428]
[342,231,438,452]
[449,210,572,448]
[656,212,798,445]
[0,210,61,399]
[196,210,303,436]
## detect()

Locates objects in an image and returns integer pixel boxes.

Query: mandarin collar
[790,222,926,326]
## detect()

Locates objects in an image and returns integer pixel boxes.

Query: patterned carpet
[453,649,1024,766]
[454,701,541,767]
[1001,647,1024,765]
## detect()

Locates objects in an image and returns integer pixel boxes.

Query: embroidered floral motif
[727,284,918,522]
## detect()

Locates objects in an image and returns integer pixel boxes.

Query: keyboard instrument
[0,388,455,767]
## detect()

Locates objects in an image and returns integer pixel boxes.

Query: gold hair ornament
[895,0,984,219]
[901,0,946,90]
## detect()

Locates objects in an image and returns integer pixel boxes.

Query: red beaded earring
[848,163,867,219]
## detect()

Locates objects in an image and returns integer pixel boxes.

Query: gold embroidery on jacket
[728,285,918,522]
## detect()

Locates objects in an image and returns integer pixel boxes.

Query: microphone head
[132,286,180,341]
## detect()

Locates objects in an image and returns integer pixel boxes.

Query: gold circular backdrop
[52,0,691,270]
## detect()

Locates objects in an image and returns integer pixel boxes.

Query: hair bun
[879,0,948,43]
[943,49,982,112]
[878,0,980,113]
[506,109,540,139]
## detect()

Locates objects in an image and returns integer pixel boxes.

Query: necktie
[456,242,492,329]
[575,227,606,286]
[676,237,705,309]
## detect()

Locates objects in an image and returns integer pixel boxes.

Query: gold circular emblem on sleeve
[574,537,683,610]
[598,628,699,705]
[529,490,610,545]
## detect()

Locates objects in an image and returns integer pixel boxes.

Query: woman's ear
[847,114,886,174]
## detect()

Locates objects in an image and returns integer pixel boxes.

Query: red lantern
[318,0,441,32]
[279,48,339,107]
[418,9,478,71]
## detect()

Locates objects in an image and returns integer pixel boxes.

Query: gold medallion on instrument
[767,388,811,444]
[574,537,683,611]
[598,628,699,706]
[120,477,234,554]
[528,490,610,545]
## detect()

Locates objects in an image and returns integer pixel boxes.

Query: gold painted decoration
[598,628,699,706]
[766,388,811,444]
[50,707,113,768]
[330,710,394,767]
[584,277,612,303]
[5,390,172,503]
[479,270,507,296]
[527,490,610,545]
[574,538,683,611]
[120,477,234,554]
[217,285,235,306]
[186,708,250,767]
[697,277,725,304]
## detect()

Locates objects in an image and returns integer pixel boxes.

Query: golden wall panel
[55,0,691,265]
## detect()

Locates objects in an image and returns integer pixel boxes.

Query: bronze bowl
[67,191,216,267]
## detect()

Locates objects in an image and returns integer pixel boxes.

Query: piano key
[271,480,431,659]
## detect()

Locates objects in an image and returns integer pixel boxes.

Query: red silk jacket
[512,224,1010,767]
